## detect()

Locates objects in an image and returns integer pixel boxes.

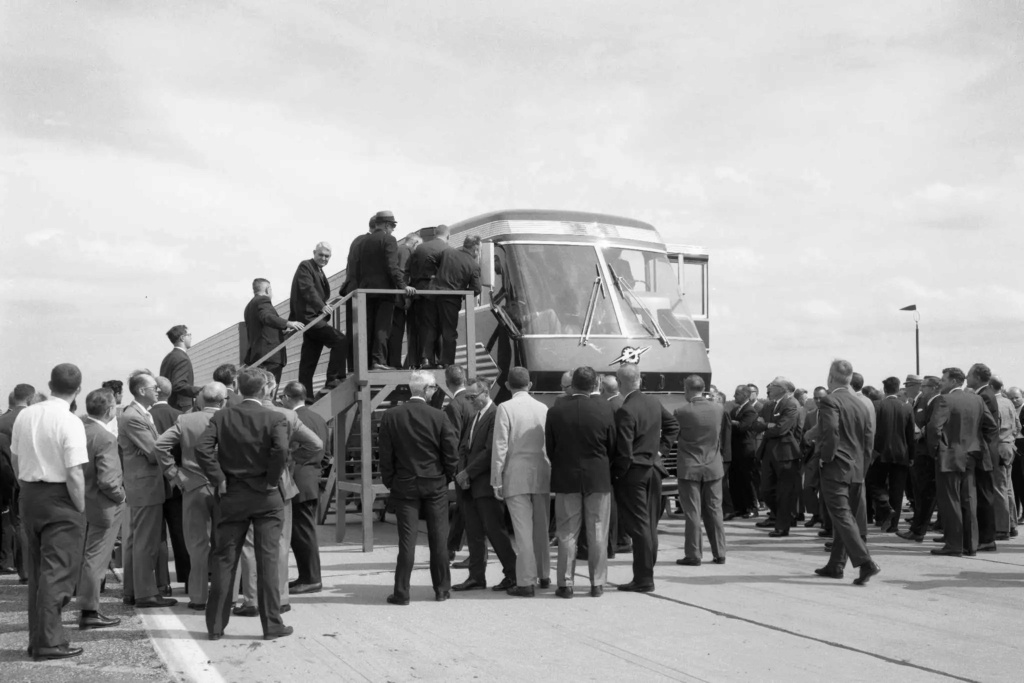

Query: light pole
[900,304,920,375]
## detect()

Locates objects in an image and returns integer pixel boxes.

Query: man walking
[244,278,305,385]
[290,242,347,399]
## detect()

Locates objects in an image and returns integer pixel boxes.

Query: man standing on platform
[408,224,451,367]
[611,364,679,593]
[379,371,458,604]
[290,242,347,399]
[197,368,292,641]
[428,235,482,368]
[491,367,551,597]
[244,278,305,385]
[814,359,881,585]
[11,364,89,661]
[160,325,200,412]
[389,233,422,369]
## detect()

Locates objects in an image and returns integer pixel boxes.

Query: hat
[374,210,397,224]
[904,374,922,386]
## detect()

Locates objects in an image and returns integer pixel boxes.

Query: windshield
[601,247,702,340]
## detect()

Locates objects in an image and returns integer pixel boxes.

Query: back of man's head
[599,373,618,396]
[50,363,82,396]
[970,363,992,383]
[252,278,270,295]
[616,364,641,392]
[445,364,466,390]
[435,224,450,238]
[212,364,238,387]
[86,388,115,418]
[463,235,482,251]
[155,376,172,401]
[882,376,900,395]
[573,367,598,394]
[507,367,530,391]
[684,374,705,397]
[281,381,306,405]
[11,383,35,406]
[829,360,854,387]
[850,372,864,392]
[201,382,229,406]
[990,376,1004,392]
[237,368,267,398]
[943,366,966,386]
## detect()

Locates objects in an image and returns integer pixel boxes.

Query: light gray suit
[492,391,550,587]
[77,417,126,612]
[118,401,163,600]
[673,398,727,561]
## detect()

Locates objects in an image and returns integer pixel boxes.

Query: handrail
[244,288,477,371]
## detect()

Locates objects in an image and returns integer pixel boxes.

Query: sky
[2,1,1023,400]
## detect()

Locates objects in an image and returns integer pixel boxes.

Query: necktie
[469,412,480,443]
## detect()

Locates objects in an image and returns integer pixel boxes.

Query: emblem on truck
[610,346,650,365]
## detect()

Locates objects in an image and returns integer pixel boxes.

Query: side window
[682,259,707,318]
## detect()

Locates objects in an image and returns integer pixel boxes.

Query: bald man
[290,242,348,399]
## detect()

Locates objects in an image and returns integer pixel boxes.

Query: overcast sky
[2,1,1022,399]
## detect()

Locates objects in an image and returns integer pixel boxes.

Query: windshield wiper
[579,264,606,347]
[606,263,670,348]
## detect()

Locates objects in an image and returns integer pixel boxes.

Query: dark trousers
[764,458,801,532]
[298,324,347,399]
[290,498,321,584]
[820,473,871,569]
[909,455,938,536]
[721,462,734,516]
[0,488,24,577]
[365,295,395,367]
[387,303,408,368]
[866,461,910,527]
[937,464,977,554]
[163,493,190,586]
[447,487,467,555]
[729,457,758,514]
[392,479,450,601]
[1012,449,1024,517]
[462,491,516,584]
[404,302,421,368]
[206,483,285,637]
[414,298,438,366]
[261,362,284,386]
[21,482,85,650]
[436,296,463,366]
[614,464,661,585]
[975,465,996,545]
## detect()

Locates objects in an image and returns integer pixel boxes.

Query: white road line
[140,610,226,683]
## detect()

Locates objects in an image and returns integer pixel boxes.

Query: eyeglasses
[466,391,486,400]
[425,384,438,391]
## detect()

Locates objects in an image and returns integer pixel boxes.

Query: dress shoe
[748,508,760,518]
[492,577,515,592]
[288,579,301,589]
[79,612,120,630]
[814,565,844,579]
[755,519,775,528]
[136,596,177,608]
[538,578,551,589]
[1011,529,1019,538]
[435,591,450,602]
[995,533,1010,541]
[590,586,604,598]
[879,512,898,533]
[977,542,998,552]
[451,578,486,591]
[208,633,223,641]
[33,644,83,661]
[930,547,962,557]
[264,626,294,641]
[506,585,535,597]
[803,515,821,528]
[187,602,206,611]
[232,605,259,617]
[853,561,880,586]
[123,596,136,606]
[615,542,633,553]
[817,529,832,538]
[616,581,654,593]
[160,585,172,597]
[931,536,946,543]
[448,551,456,563]
[0,566,17,575]
[712,557,726,565]
[964,551,977,556]
[289,582,322,595]
[676,557,701,566]
[793,513,806,522]
[723,512,738,521]
[896,530,925,542]
[451,557,472,569]
[280,604,291,613]
[824,541,833,551]
[768,530,789,538]
[371,363,394,371]
[555,586,573,599]
[386,594,410,606]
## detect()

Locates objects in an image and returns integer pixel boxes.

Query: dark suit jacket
[443,389,475,444]
[460,403,497,498]
[605,394,625,412]
[356,230,405,290]
[196,400,289,493]
[118,401,165,506]
[673,397,726,481]
[545,394,615,494]
[0,434,16,508]
[289,258,332,328]
[928,389,998,473]
[379,398,458,497]
[976,385,1000,469]
[760,396,802,462]
[730,401,758,463]
[294,406,329,503]
[407,238,449,288]
[433,247,481,295]
[611,390,680,480]
[341,232,369,295]
[82,417,126,527]
[818,387,874,484]
[159,348,198,412]
[244,294,290,366]
[873,396,915,465]
[150,402,182,435]
[0,405,25,439]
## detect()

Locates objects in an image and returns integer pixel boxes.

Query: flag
[900,304,917,311]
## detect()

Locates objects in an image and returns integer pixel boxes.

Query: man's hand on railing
[404,286,417,297]
[320,304,333,317]
[286,321,306,332]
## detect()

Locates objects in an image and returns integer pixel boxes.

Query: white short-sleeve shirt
[10,396,89,482]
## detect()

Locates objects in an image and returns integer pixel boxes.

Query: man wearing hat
[356,211,416,371]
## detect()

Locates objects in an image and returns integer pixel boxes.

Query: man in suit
[452,378,517,592]
[379,371,459,604]
[492,367,550,597]
[159,325,200,412]
[966,363,1000,552]
[754,377,803,537]
[278,382,328,594]
[443,365,475,565]
[155,382,228,609]
[428,235,482,368]
[727,385,759,519]
[989,377,1019,540]
[408,224,451,367]
[815,359,881,585]
[673,375,728,566]
[119,373,176,609]
[930,367,998,557]
[0,383,33,579]
[546,367,616,598]
[356,211,417,370]
[151,376,188,595]
[1008,386,1024,528]
[244,278,305,385]
[599,375,625,411]
[77,388,126,630]
[611,364,679,593]
[196,368,292,641]
[11,365,89,661]
[898,376,943,542]
[290,242,347,400]
[389,233,422,368]
[868,376,916,533]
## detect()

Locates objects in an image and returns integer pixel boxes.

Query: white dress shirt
[11,396,89,482]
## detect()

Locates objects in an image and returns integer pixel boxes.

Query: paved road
[3,511,1023,682]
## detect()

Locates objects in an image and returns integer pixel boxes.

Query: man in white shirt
[11,363,89,660]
